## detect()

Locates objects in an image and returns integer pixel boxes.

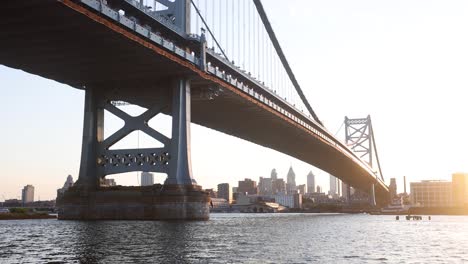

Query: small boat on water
[406,215,422,220]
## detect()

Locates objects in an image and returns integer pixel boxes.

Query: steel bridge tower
[57,0,211,220]
[344,115,384,206]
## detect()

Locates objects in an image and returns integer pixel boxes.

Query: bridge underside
[0,0,388,204]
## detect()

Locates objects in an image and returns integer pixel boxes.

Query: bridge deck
[0,0,388,202]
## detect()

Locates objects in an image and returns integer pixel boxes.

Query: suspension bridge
[0,0,389,219]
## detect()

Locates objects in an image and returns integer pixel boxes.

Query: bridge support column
[74,88,103,189]
[369,183,376,207]
[165,79,196,186]
[57,79,209,220]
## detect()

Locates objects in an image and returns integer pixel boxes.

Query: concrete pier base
[57,185,210,220]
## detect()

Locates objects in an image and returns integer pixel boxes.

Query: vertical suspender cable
[232,0,235,63]
[226,0,228,58]
[212,1,215,50]
[255,14,262,80]
[238,1,241,66]
[219,0,221,53]
[195,0,199,34]
[204,0,208,45]
[253,0,322,125]
[247,1,250,73]
[242,0,247,70]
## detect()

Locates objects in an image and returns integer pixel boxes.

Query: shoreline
[0,213,57,220]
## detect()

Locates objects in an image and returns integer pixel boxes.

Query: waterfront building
[389,178,397,200]
[234,202,283,213]
[210,198,230,212]
[141,172,154,186]
[410,180,452,207]
[287,166,296,189]
[297,184,306,195]
[307,171,315,194]
[3,199,21,207]
[272,178,286,194]
[316,185,322,193]
[452,173,468,207]
[272,193,302,209]
[305,192,334,204]
[21,185,34,204]
[217,183,232,203]
[57,175,74,196]
[238,178,258,195]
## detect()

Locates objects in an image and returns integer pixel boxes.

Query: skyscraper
[329,174,338,197]
[307,171,315,193]
[57,175,74,196]
[258,177,273,195]
[141,172,154,186]
[217,183,232,204]
[389,178,397,200]
[271,168,278,180]
[22,185,34,204]
[342,182,350,202]
[272,178,286,194]
[287,166,296,188]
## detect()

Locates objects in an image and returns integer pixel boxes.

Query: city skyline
[2,0,468,200]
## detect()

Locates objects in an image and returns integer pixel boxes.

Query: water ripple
[1,214,468,263]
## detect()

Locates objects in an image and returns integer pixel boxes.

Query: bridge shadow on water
[71,220,211,263]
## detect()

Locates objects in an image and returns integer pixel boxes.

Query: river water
[0,213,467,263]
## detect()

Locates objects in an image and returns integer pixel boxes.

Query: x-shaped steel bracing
[97,101,171,176]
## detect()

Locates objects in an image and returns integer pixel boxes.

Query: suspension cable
[253,0,322,126]
[190,0,229,61]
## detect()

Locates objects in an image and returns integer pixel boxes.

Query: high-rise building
[297,184,306,195]
[404,176,407,194]
[337,179,341,197]
[329,174,338,198]
[410,180,452,207]
[389,178,397,200]
[141,172,154,186]
[342,182,350,201]
[316,185,322,193]
[217,183,232,204]
[452,173,468,207]
[287,166,296,188]
[271,169,278,180]
[258,177,273,195]
[272,178,286,194]
[57,175,74,196]
[307,171,315,194]
[22,185,34,204]
[238,178,258,195]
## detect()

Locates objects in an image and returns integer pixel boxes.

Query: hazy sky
[1,0,468,201]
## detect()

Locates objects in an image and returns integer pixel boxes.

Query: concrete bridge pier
[57,79,210,220]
